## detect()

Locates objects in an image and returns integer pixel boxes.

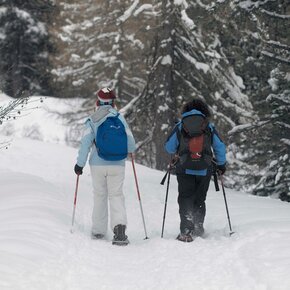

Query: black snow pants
[177,171,211,234]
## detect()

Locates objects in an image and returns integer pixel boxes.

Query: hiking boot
[91,233,105,240]
[176,229,194,242]
[176,232,194,243]
[193,223,205,237]
[112,224,129,246]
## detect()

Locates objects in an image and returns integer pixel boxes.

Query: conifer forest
[0,0,289,201]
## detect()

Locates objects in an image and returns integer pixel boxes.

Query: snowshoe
[176,232,194,243]
[112,224,129,246]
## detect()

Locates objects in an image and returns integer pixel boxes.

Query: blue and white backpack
[96,113,128,161]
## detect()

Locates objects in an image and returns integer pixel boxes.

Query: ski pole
[160,170,169,185]
[213,171,220,192]
[161,165,171,238]
[130,153,149,239]
[211,159,220,192]
[160,156,178,238]
[70,174,80,233]
[219,174,234,236]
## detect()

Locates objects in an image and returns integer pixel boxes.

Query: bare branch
[0,90,43,125]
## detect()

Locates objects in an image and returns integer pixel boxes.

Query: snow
[224,68,250,110]
[275,168,283,184]
[14,8,47,36]
[133,4,153,17]
[238,1,260,10]
[261,9,290,19]
[174,0,189,7]
[228,120,268,136]
[118,0,140,23]
[72,79,85,87]
[269,160,278,168]
[0,93,85,145]
[268,77,278,91]
[174,0,195,30]
[1,97,290,290]
[161,124,169,131]
[158,104,169,112]
[161,55,172,65]
[230,68,245,90]
[268,69,280,91]
[178,49,210,73]
[282,139,290,146]
[181,10,196,30]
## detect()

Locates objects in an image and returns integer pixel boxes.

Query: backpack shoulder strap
[208,123,215,144]
[90,106,111,123]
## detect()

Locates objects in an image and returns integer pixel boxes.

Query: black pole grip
[213,172,220,191]
[160,171,169,185]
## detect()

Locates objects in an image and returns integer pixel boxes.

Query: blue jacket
[77,105,136,167]
[165,109,226,176]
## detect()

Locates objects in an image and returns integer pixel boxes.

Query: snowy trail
[1,138,290,290]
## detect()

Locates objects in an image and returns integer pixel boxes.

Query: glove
[74,164,83,175]
[217,164,226,175]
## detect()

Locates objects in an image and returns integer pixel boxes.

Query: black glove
[217,164,226,175]
[74,164,83,175]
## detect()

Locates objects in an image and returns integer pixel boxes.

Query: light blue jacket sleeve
[165,125,180,154]
[76,120,95,167]
[118,114,136,153]
[210,125,226,165]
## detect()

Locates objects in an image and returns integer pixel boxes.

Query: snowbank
[0,93,85,145]
[1,95,290,289]
[0,137,290,290]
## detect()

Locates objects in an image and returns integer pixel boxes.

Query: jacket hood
[182,109,205,119]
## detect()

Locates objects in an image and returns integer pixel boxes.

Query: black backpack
[177,114,213,171]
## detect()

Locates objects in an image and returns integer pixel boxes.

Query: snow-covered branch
[237,0,276,10]
[260,9,290,19]
[119,95,140,118]
[266,40,290,51]
[261,50,290,65]
[118,0,140,23]
[228,120,270,136]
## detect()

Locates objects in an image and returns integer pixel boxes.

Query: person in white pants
[74,87,136,246]
[90,166,126,235]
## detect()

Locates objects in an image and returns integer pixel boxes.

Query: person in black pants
[165,99,226,242]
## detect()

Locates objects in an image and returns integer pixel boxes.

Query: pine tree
[0,0,55,97]
[129,0,254,170]
[227,0,290,200]
[253,86,290,201]
[52,0,103,98]
[53,0,152,102]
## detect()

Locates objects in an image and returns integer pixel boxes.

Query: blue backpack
[96,114,128,161]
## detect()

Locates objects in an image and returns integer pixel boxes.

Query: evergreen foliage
[1,0,289,200]
[0,0,55,97]
[129,0,254,170]
[53,0,152,102]
[227,0,290,200]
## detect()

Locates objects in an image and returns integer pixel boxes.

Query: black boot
[112,224,129,246]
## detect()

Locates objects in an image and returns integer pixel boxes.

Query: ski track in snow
[1,138,290,290]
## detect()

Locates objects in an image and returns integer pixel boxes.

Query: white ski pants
[90,165,127,235]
